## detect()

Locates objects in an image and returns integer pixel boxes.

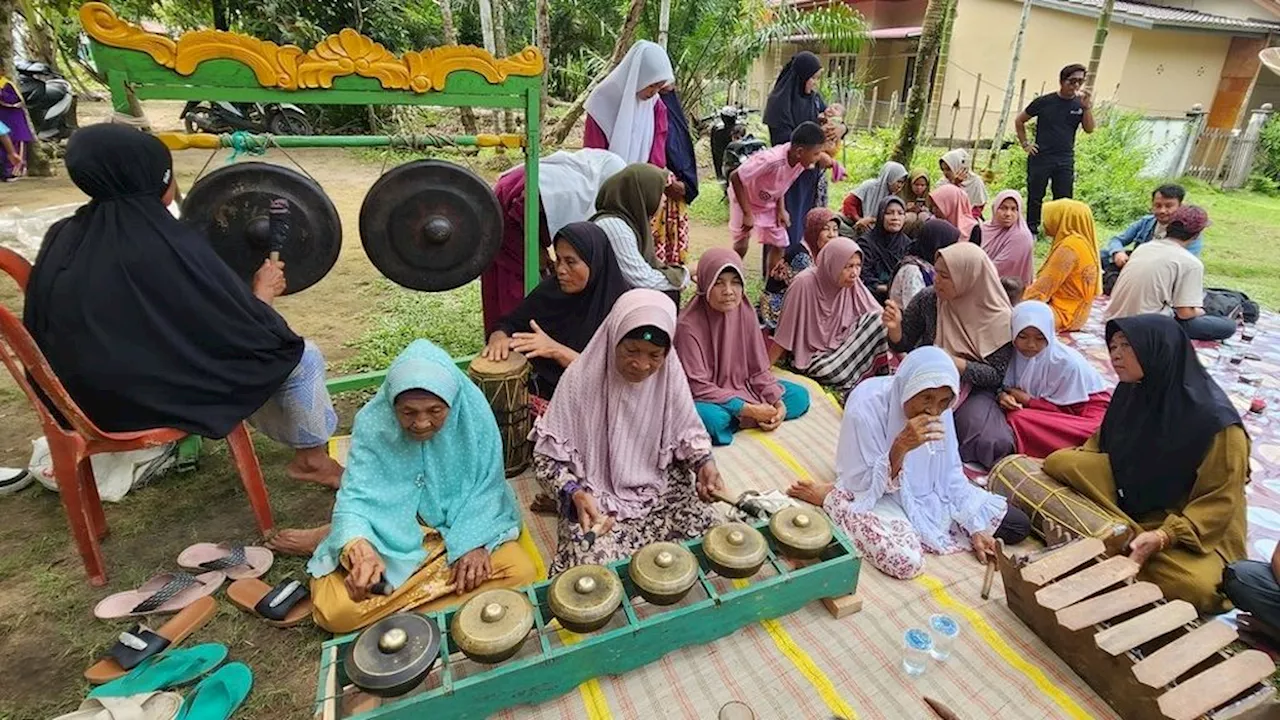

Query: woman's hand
[511,320,568,362]
[451,547,492,594]
[881,300,903,340]
[971,531,997,562]
[665,179,686,201]
[997,391,1022,411]
[571,489,614,536]
[768,258,790,281]
[696,461,725,502]
[482,330,511,362]
[854,216,875,232]
[343,538,387,603]
[252,258,287,303]
[1128,530,1167,567]
[776,206,791,228]
[760,401,786,432]
[1006,388,1031,406]
[893,414,944,455]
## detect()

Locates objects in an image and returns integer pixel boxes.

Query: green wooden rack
[313,519,861,719]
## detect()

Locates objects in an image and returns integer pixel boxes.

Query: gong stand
[313,519,861,720]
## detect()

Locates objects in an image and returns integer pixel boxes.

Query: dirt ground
[0,100,732,719]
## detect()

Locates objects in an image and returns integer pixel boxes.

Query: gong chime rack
[157,131,527,152]
[312,519,861,719]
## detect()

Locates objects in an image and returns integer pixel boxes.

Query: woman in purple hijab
[0,75,34,180]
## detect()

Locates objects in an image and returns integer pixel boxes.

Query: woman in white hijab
[999,301,1111,458]
[584,41,676,166]
[788,347,1029,579]
[939,149,989,219]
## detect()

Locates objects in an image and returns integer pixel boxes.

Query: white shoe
[0,467,32,496]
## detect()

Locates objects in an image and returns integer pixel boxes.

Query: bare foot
[786,481,834,507]
[529,493,557,515]
[267,525,330,556]
[287,448,343,489]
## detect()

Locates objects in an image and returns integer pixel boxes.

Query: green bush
[1248,172,1280,197]
[1255,114,1280,184]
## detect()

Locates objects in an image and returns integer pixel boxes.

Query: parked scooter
[15,60,77,141]
[702,104,756,183]
[180,101,313,136]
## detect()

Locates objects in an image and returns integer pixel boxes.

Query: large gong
[182,162,342,295]
[359,159,503,291]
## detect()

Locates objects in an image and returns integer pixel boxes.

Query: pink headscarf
[675,249,783,406]
[532,289,710,520]
[773,237,882,370]
[980,190,1035,285]
[930,184,979,241]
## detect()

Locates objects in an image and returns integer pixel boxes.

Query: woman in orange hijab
[1024,199,1101,332]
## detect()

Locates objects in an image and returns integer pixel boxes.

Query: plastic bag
[28,436,177,502]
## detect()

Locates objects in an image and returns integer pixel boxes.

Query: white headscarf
[940,148,988,208]
[835,347,1007,553]
[852,161,907,219]
[584,41,675,164]
[1005,301,1108,406]
[506,149,628,239]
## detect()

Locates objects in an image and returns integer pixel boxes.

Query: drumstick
[924,697,962,720]
[981,557,997,600]
[583,519,608,548]
[268,198,289,263]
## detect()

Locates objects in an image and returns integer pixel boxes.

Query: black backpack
[1203,287,1260,324]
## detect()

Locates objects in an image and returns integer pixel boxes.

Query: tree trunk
[477,0,501,132]
[658,0,671,48]
[986,0,1032,169]
[924,0,955,140]
[1085,0,1115,93]
[211,0,230,30]
[536,0,550,138]
[438,0,478,134]
[548,0,647,146]
[2,0,51,176]
[492,0,513,131]
[891,0,949,167]
[18,0,57,68]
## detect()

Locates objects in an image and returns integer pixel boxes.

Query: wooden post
[966,73,982,145]
[976,94,990,146]
[987,0,1033,168]
[659,0,671,48]
[888,90,900,125]
[868,85,880,128]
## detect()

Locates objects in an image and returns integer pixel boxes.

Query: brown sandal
[84,595,218,685]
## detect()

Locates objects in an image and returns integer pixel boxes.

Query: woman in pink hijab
[676,249,811,446]
[929,184,981,244]
[770,237,890,396]
[980,190,1036,285]
[531,289,725,574]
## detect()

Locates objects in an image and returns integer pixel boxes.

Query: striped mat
[330,371,1115,719]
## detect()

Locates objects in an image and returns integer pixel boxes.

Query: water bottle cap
[905,628,932,650]
[930,614,959,637]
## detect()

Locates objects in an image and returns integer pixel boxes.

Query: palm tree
[891,0,952,166]
[1085,0,1116,92]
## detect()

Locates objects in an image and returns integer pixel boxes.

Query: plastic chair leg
[226,423,274,535]
[50,441,107,585]
[78,458,108,540]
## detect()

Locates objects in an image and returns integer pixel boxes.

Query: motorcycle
[15,60,77,141]
[180,101,313,136]
[700,105,765,199]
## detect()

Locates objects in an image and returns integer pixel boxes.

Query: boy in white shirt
[1105,205,1235,340]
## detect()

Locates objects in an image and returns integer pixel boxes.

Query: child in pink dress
[728,122,826,277]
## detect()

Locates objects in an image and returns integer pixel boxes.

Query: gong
[343,612,441,698]
[359,159,503,291]
[182,162,341,295]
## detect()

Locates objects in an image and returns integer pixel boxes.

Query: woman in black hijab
[857,196,912,301]
[25,124,342,487]
[1042,314,1247,612]
[888,218,961,309]
[481,222,632,400]
[763,51,828,253]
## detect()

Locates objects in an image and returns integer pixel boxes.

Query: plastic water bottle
[929,614,960,661]
[902,628,932,676]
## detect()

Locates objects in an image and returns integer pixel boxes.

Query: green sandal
[89,643,227,699]
[176,662,253,720]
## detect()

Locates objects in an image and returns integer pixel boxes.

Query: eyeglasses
[1066,76,1085,85]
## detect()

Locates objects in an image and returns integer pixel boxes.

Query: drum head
[468,351,530,378]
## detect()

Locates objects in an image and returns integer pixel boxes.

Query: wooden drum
[468,352,533,477]
[988,455,1133,556]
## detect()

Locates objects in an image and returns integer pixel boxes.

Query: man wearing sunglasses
[1015,63,1096,234]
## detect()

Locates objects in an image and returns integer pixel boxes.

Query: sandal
[85,596,219,684]
[94,572,226,620]
[89,643,227,699]
[226,578,312,628]
[177,543,272,580]
[53,691,184,720]
[176,662,253,720]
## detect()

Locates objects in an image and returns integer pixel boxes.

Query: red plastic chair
[0,247,274,586]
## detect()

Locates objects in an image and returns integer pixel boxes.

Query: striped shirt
[593,216,687,291]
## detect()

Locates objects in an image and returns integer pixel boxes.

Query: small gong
[450,588,534,664]
[182,162,341,294]
[703,523,768,579]
[359,159,503,291]
[629,542,698,606]
[344,612,440,698]
[548,565,623,634]
[770,506,834,560]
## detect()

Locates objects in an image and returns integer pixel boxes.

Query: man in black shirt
[1015,63,1096,232]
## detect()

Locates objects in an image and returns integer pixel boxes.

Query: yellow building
[749,0,1280,140]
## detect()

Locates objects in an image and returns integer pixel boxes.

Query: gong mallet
[710,489,769,520]
[924,697,963,720]
[267,197,290,264]
[980,557,997,600]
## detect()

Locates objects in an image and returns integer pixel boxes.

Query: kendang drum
[988,455,1132,555]
[467,352,532,477]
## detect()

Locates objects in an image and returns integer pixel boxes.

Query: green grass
[341,280,486,373]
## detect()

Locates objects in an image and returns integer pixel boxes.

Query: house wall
[1118,28,1230,115]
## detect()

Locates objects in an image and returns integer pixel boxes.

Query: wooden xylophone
[997,537,1277,720]
[313,518,860,719]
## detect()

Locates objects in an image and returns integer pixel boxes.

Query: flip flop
[176,662,253,720]
[177,544,273,581]
[53,691,184,720]
[86,595,219,684]
[94,572,226,620]
[226,578,312,628]
[89,643,227,699]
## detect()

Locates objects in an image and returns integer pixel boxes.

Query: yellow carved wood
[79,2,544,92]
